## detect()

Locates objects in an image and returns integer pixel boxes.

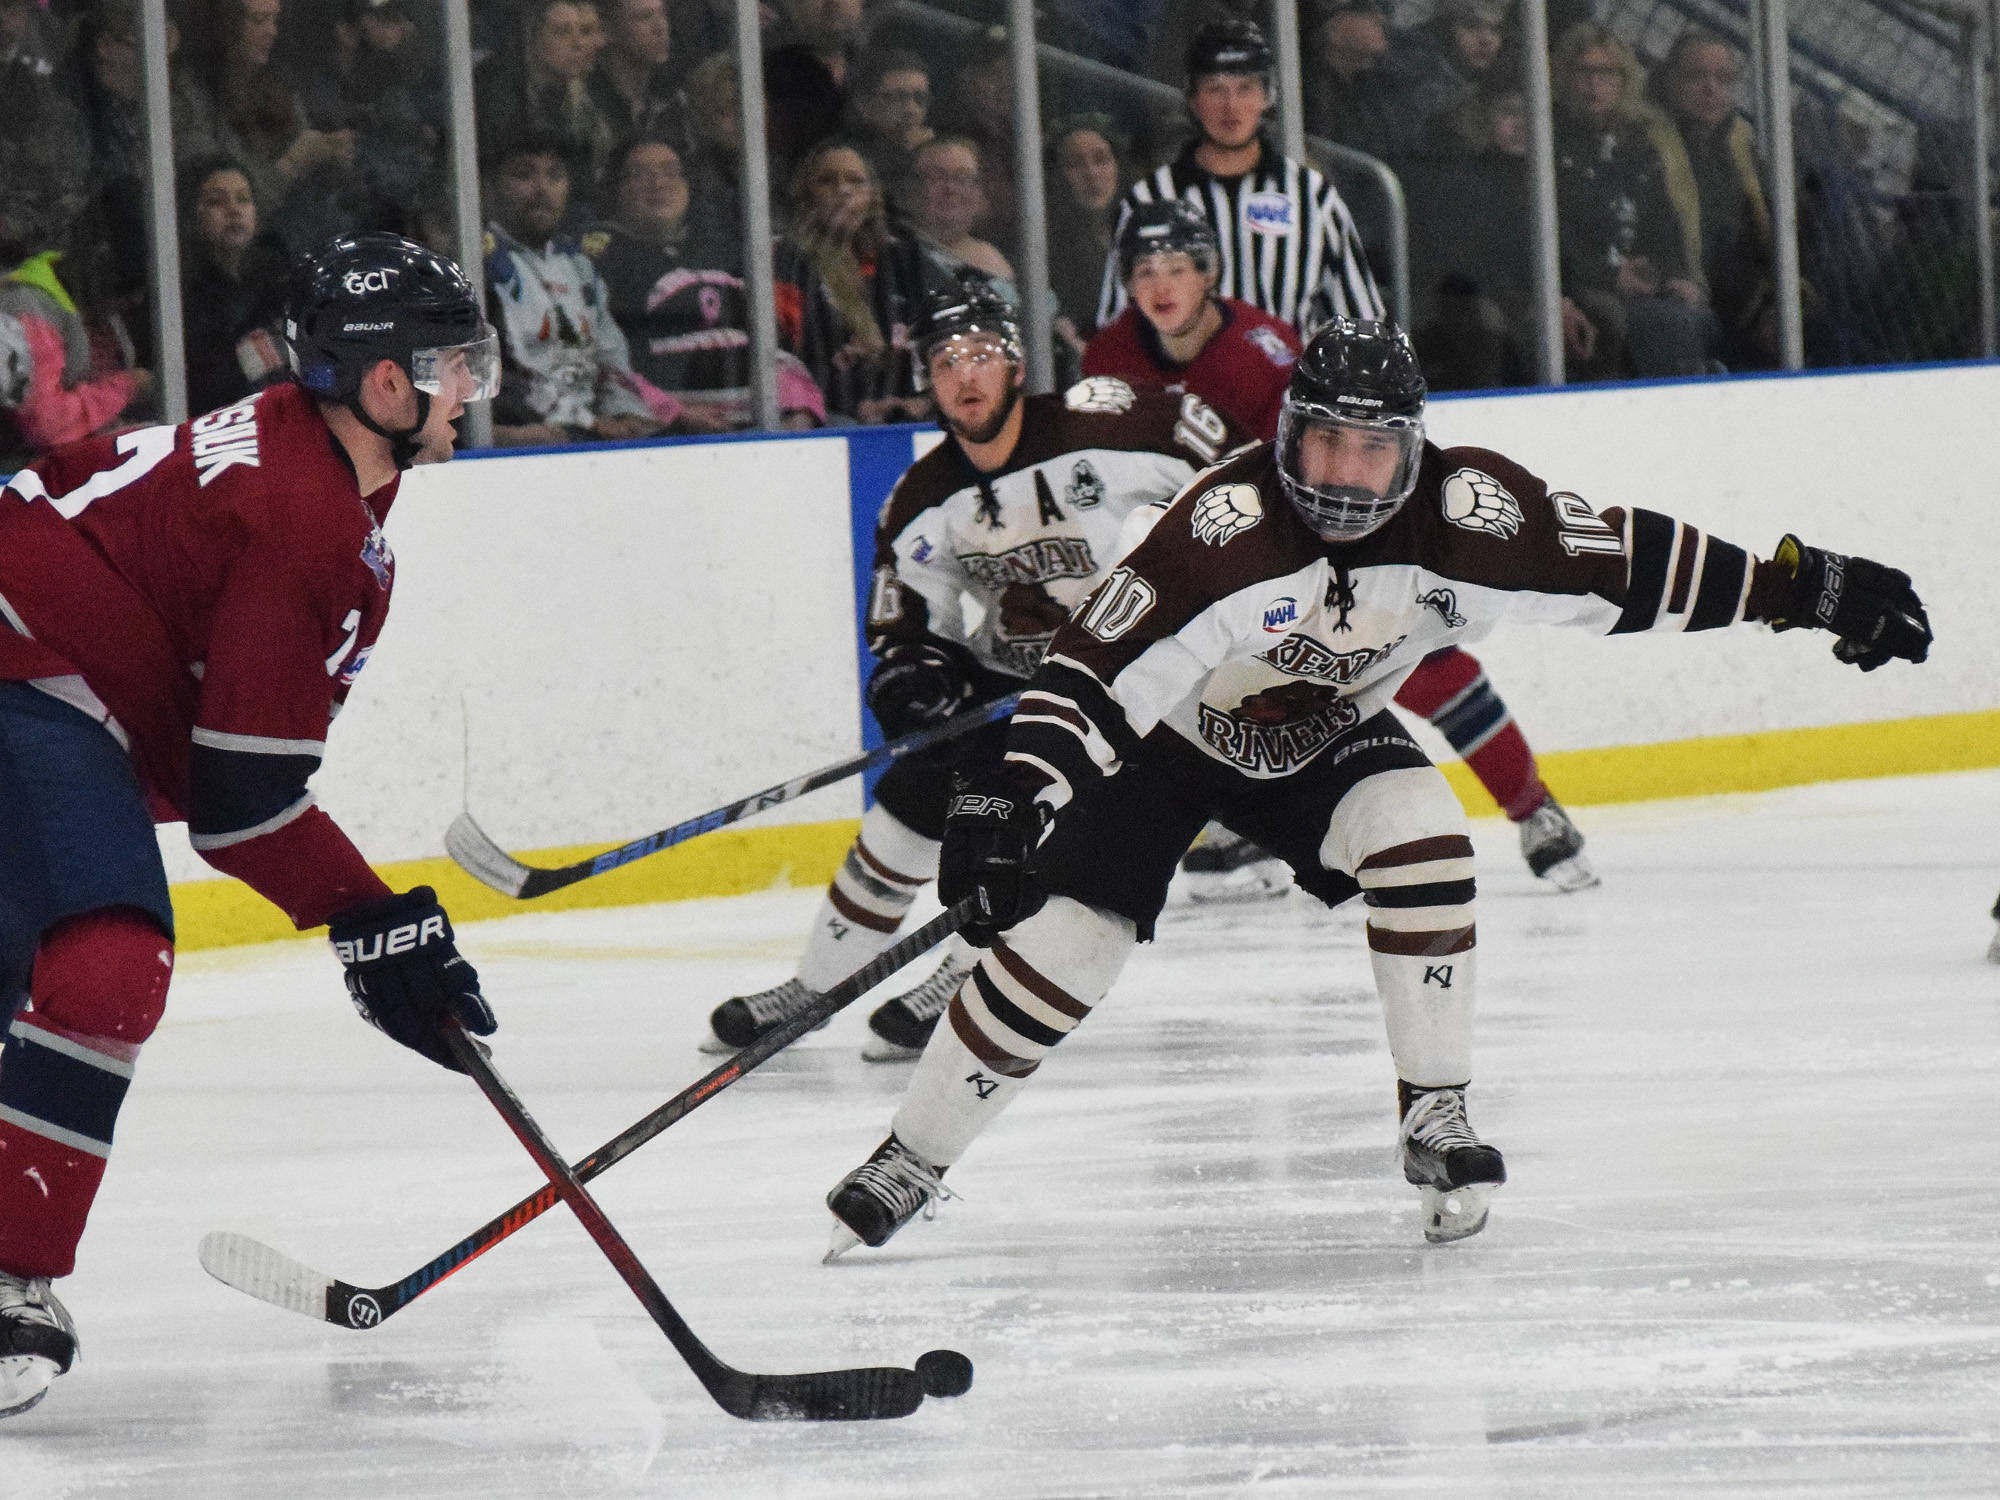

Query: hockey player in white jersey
[702,278,1249,1060]
[824,318,1931,1256]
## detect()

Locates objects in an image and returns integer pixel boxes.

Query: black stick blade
[729,1366,925,1421]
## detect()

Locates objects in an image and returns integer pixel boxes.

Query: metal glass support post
[138,0,187,424]
[442,0,492,446]
[1007,0,1054,394]
[1971,12,1996,357]
[1519,0,1564,384]
[1270,0,1308,164]
[1754,0,1804,369]
[735,0,781,429]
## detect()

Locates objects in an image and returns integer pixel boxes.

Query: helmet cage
[1275,399,1424,543]
[912,319,1024,392]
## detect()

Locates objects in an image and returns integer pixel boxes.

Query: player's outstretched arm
[1764,534,1932,671]
[328,887,496,1072]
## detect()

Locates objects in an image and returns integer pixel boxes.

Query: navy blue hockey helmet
[1276,318,1427,542]
[1184,18,1274,86]
[910,273,1025,389]
[1116,198,1221,283]
[285,232,498,455]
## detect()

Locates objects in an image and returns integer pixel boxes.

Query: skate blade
[1539,854,1601,893]
[1420,1182,1495,1244]
[1181,868,1292,904]
[696,1032,739,1056]
[858,1036,925,1063]
[0,1355,60,1420]
[823,1220,864,1264]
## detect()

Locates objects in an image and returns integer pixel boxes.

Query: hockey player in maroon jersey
[0,233,503,1417]
[824,318,1930,1258]
[1088,200,1598,898]
[702,277,1249,1063]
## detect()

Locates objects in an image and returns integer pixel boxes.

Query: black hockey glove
[867,640,977,738]
[1769,535,1932,671]
[328,887,495,1073]
[938,768,1048,947]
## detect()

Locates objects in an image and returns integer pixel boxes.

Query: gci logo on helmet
[343,268,392,295]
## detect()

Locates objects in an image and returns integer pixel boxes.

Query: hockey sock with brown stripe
[796,805,938,991]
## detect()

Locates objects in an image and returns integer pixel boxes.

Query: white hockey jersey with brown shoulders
[1009,438,1791,797]
[867,378,1248,679]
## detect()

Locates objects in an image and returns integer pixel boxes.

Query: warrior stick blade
[198,1231,336,1320]
[445,811,535,897]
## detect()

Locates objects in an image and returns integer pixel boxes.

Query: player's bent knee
[1320,767,1470,878]
[30,907,175,1045]
[998,897,1136,1004]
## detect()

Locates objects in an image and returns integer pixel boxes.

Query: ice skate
[0,1272,77,1419]
[824,1134,954,1261]
[861,951,976,1061]
[1518,795,1599,891]
[701,977,822,1054]
[1400,1087,1506,1245]
[1178,825,1291,903]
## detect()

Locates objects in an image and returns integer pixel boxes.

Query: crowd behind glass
[0,0,1982,464]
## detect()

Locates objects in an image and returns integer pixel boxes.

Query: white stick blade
[444,812,534,897]
[197,1231,335,1319]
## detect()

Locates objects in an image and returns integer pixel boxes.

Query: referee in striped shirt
[1096,19,1385,336]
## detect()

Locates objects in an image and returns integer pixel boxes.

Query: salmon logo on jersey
[1416,587,1466,628]
[189,398,261,487]
[1441,469,1522,539]
[1066,459,1105,509]
[1191,484,1262,546]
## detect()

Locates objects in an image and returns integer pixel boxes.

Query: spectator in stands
[903,136,1016,299]
[1409,0,1515,155]
[476,0,620,210]
[845,47,933,213]
[483,131,667,446]
[588,133,825,431]
[590,0,686,143]
[295,0,439,236]
[0,0,64,76]
[1303,0,1420,164]
[178,155,290,415]
[1552,22,1716,379]
[931,28,1018,261]
[681,50,745,271]
[178,0,381,250]
[1651,27,1778,369]
[0,246,153,466]
[764,0,864,185]
[774,139,930,425]
[0,5,90,289]
[1046,114,1125,354]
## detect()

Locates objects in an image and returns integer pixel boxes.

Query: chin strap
[349,388,432,471]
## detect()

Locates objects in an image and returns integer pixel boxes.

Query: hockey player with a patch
[702,279,1250,1063]
[824,318,1930,1262]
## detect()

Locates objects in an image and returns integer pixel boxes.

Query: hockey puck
[915,1348,973,1398]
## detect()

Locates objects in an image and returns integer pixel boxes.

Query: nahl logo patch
[1441,469,1522,539]
[1191,484,1262,546]
[1261,596,1298,633]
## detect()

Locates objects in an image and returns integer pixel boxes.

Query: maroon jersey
[1082,297,1301,440]
[0,382,397,927]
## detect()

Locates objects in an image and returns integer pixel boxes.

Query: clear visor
[411,327,501,404]
[916,328,1023,390]
[1275,405,1423,542]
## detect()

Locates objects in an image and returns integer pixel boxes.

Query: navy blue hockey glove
[1770,535,1932,671]
[328,887,495,1073]
[867,641,978,738]
[939,769,1048,946]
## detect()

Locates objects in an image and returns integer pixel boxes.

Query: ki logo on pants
[964,1070,999,1099]
[1425,964,1455,988]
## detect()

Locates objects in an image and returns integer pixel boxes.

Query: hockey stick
[197,900,972,1333]
[448,696,1019,898]
[440,1025,934,1420]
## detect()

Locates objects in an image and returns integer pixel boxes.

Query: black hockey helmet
[286,231,498,464]
[1276,318,1427,542]
[1116,198,1221,283]
[1184,18,1274,86]
[910,272,1025,389]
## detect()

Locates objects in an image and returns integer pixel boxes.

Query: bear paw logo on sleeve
[1191,483,1263,546]
[1064,377,1136,414]
[1441,469,1523,539]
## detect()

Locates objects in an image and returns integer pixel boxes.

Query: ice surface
[8,771,1999,1497]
